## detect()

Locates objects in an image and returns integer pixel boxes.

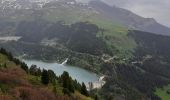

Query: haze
[77,0,170,27]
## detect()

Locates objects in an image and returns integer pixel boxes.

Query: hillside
[89,0,170,36]
[1,25,170,100]
[1,0,170,36]
[0,48,93,100]
[0,0,170,100]
[93,30,170,100]
[0,0,135,60]
[0,0,170,60]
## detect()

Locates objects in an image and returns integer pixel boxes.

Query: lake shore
[86,75,106,91]
[23,59,99,84]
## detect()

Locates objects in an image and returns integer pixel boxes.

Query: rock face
[89,0,170,36]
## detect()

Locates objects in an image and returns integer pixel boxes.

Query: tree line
[0,48,89,97]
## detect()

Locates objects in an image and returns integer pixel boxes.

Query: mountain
[89,0,170,36]
[1,0,170,36]
[0,0,135,59]
[1,0,170,100]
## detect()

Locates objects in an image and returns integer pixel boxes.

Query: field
[155,85,170,100]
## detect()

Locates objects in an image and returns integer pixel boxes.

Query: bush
[167,89,170,94]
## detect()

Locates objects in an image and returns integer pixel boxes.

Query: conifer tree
[81,82,89,96]
[41,69,49,85]
[61,71,75,93]
[68,78,75,93]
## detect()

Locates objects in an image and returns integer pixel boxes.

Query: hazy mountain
[1,0,170,36]
[89,0,170,36]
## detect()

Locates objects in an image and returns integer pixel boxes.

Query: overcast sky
[77,0,170,27]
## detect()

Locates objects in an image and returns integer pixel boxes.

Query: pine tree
[20,62,28,73]
[61,71,75,93]
[48,70,56,83]
[95,95,98,100]
[61,71,69,89]
[37,68,42,76]
[41,69,49,85]
[73,79,81,91]
[81,82,89,96]
[29,65,37,75]
[68,78,75,93]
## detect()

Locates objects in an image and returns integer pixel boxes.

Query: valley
[0,0,170,100]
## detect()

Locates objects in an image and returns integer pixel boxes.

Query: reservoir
[23,60,99,84]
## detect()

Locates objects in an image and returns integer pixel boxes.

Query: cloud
[76,0,170,27]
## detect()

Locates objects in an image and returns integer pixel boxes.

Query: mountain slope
[0,48,93,100]
[0,0,135,59]
[98,30,170,100]
[1,0,170,36]
[89,0,170,36]
[1,0,170,100]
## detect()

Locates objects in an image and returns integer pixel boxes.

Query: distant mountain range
[89,0,170,36]
[1,0,170,36]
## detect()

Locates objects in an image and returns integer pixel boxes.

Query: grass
[27,75,42,85]
[0,54,8,64]
[0,53,16,69]
[155,84,170,100]
[74,91,94,100]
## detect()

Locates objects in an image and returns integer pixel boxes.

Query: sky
[76,0,170,27]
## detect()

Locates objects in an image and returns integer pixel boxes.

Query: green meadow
[155,85,170,100]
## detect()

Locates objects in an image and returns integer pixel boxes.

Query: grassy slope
[0,53,16,69]
[0,53,8,64]
[1,4,137,60]
[155,85,170,100]
[0,53,92,100]
[41,6,137,60]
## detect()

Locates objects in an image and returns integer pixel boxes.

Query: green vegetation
[44,9,137,59]
[1,21,170,100]
[0,0,136,61]
[0,53,8,64]
[1,1,170,100]
[41,69,50,85]
[60,71,75,94]
[0,48,92,100]
[155,85,170,100]
[81,82,89,97]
